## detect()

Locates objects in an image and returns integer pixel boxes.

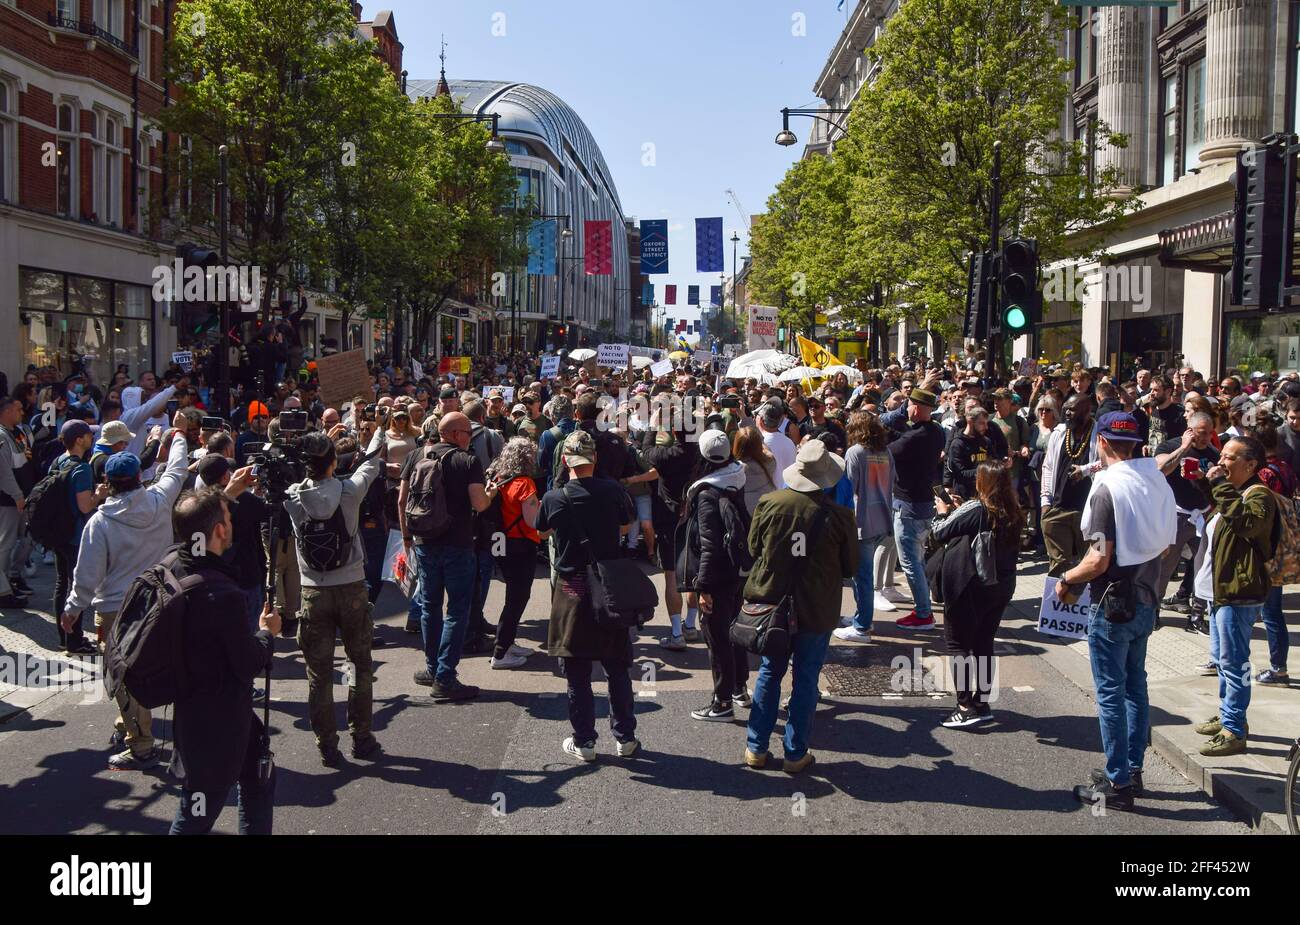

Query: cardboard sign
[1037,583,1092,640]
[597,343,631,369]
[540,356,561,379]
[650,358,674,378]
[171,351,193,373]
[315,349,371,410]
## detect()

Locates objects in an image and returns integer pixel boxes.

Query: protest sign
[315,349,371,410]
[650,358,673,378]
[1037,584,1092,640]
[540,356,561,379]
[171,351,193,373]
[597,343,631,369]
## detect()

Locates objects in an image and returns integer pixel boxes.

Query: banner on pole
[641,282,654,306]
[665,285,677,305]
[640,218,669,274]
[710,285,722,307]
[526,219,557,275]
[585,220,613,275]
[695,217,724,273]
[688,285,700,306]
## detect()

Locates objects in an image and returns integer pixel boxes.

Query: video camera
[244,410,310,498]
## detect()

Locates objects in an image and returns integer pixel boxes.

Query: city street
[0,557,1257,835]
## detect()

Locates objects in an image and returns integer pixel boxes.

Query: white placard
[171,351,193,373]
[540,356,561,379]
[597,343,631,369]
[650,358,674,378]
[693,349,713,367]
[500,386,515,405]
[1037,583,1092,640]
[1281,337,1300,372]
[410,359,424,381]
[747,305,779,351]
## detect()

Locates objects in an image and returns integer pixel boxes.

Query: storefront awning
[1157,210,1234,273]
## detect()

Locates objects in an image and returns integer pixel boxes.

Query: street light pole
[215,143,230,416]
[730,231,740,347]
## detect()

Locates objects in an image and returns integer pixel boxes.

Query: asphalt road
[0,559,1251,835]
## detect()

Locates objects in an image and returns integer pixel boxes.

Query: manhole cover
[821,641,949,696]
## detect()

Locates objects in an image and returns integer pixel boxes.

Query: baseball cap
[510,403,527,416]
[99,420,135,445]
[60,420,92,443]
[562,429,596,467]
[104,452,142,480]
[1096,411,1143,443]
[698,428,732,463]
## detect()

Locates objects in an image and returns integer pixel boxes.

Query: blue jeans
[1087,601,1156,787]
[1213,603,1261,737]
[851,536,882,632]
[361,526,388,605]
[1261,585,1288,672]
[746,630,832,761]
[469,548,495,635]
[414,544,476,685]
[892,510,932,619]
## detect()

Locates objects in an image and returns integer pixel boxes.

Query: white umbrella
[820,364,862,382]
[725,349,798,380]
[568,348,597,362]
[630,355,653,369]
[777,366,827,383]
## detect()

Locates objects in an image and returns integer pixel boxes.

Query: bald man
[397,410,496,701]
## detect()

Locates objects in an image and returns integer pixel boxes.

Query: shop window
[1225,314,1300,378]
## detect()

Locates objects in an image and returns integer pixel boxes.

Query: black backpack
[716,487,755,578]
[25,461,80,550]
[107,546,205,709]
[295,502,351,572]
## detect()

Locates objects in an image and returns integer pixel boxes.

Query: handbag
[971,505,999,587]
[732,502,831,657]
[562,485,658,628]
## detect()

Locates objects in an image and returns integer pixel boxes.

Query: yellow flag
[797,334,835,370]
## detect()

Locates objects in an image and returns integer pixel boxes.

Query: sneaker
[744,749,772,769]
[1072,777,1134,812]
[23,560,38,578]
[690,701,735,722]
[1199,730,1247,757]
[1162,593,1191,614]
[941,708,986,729]
[833,626,872,644]
[658,634,687,652]
[881,586,910,604]
[783,752,816,774]
[1185,615,1210,636]
[350,736,381,760]
[489,652,528,670]
[404,620,421,634]
[108,748,160,772]
[462,634,494,656]
[838,615,854,628]
[895,611,936,631]
[1256,668,1290,685]
[1196,661,1218,677]
[1194,715,1222,736]
[682,626,702,643]
[1091,767,1143,798]
[873,593,897,613]
[413,667,434,686]
[615,738,640,758]
[0,594,29,609]
[8,576,32,594]
[562,736,596,762]
[431,679,479,703]
[507,644,535,659]
[732,688,752,708]
[319,744,343,767]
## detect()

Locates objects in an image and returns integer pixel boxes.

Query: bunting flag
[695,217,724,273]
[584,220,613,275]
[641,281,654,305]
[797,333,836,369]
[676,320,687,333]
[664,317,673,332]
[665,284,677,305]
[688,285,700,306]
[640,219,669,274]
[526,219,557,275]
[710,285,722,307]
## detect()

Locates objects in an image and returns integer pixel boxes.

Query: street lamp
[774,106,852,148]
[730,231,740,347]
[427,111,507,153]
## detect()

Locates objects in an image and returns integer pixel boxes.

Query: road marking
[637,690,657,698]
[1012,685,1034,692]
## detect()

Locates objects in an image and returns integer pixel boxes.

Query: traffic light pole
[988,141,1002,380]
[215,144,231,417]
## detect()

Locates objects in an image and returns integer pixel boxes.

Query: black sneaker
[320,744,343,768]
[941,708,986,729]
[404,620,421,634]
[461,634,494,656]
[8,575,31,595]
[413,667,434,686]
[350,736,381,760]
[1073,777,1135,812]
[0,593,29,609]
[1162,594,1191,614]
[431,679,479,703]
[690,701,735,722]
[1092,767,1143,797]
[1185,614,1210,636]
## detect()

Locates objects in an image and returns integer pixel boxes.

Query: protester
[485,437,543,669]
[835,411,894,644]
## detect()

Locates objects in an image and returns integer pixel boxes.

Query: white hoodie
[1081,456,1177,568]
[65,434,190,616]
[687,460,748,500]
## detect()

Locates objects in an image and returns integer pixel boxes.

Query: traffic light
[998,238,1041,336]
[964,250,992,340]
[173,243,222,341]
[1231,142,1287,310]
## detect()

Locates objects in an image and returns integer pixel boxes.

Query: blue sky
[385,0,855,328]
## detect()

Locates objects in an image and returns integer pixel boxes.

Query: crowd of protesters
[0,336,1295,827]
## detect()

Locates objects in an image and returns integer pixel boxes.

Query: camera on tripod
[245,411,310,497]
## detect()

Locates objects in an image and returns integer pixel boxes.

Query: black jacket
[675,478,746,593]
[230,492,271,590]
[930,499,1020,580]
[168,549,274,794]
[944,432,992,498]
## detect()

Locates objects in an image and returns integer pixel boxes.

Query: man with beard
[1039,394,1099,576]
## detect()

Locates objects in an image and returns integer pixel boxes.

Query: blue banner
[696,217,724,273]
[710,285,722,307]
[526,219,557,275]
[641,282,654,305]
[640,219,669,275]
[664,317,673,332]
[688,285,700,306]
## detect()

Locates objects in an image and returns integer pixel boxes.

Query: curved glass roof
[406,78,624,214]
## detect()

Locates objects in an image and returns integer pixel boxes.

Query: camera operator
[168,488,281,835]
[261,416,301,638]
[283,416,385,766]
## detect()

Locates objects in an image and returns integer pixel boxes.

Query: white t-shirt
[1194,513,1218,606]
[761,428,796,490]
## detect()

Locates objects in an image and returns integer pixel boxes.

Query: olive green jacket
[743,488,858,634]
[1208,476,1277,605]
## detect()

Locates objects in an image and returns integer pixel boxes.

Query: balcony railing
[46,13,138,57]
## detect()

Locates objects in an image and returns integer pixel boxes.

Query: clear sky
[384,0,856,333]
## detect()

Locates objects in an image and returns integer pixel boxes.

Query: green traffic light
[1003,305,1029,332]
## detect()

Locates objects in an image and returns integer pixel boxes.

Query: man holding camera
[283,417,385,767]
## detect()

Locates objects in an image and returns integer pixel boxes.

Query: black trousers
[53,545,85,649]
[700,581,750,704]
[944,580,1014,709]
[561,656,636,746]
[494,539,538,658]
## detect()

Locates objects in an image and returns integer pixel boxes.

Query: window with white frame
[1182,57,1206,171]
[56,103,77,217]
[88,111,101,221]
[95,0,125,40]
[55,0,75,24]
[0,81,14,203]
[138,0,151,76]
[103,116,123,226]
[136,133,150,232]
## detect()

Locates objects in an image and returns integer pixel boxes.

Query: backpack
[89,450,109,484]
[469,423,503,471]
[25,460,81,550]
[295,502,351,572]
[717,487,755,577]
[1249,485,1300,587]
[404,444,456,540]
[106,546,205,709]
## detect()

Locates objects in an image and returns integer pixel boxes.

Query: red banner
[584,220,613,275]
[665,284,677,305]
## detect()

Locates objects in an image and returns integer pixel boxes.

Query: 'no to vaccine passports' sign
[1037,583,1092,640]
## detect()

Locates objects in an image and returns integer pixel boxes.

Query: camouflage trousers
[297,581,374,752]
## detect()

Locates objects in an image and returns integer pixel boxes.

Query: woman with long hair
[833,412,894,643]
[732,426,778,516]
[930,462,1022,729]
[484,437,545,669]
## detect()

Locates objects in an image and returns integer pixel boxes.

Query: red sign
[665,285,677,305]
[584,220,613,275]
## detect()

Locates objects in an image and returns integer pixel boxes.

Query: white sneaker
[873,593,897,613]
[507,644,534,659]
[615,738,640,758]
[833,626,872,644]
[562,736,596,762]
[490,653,528,670]
[882,587,910,603]
[838,615,854,628]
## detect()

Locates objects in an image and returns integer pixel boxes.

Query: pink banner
[665,285,677,305]
[584,220,613,275]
